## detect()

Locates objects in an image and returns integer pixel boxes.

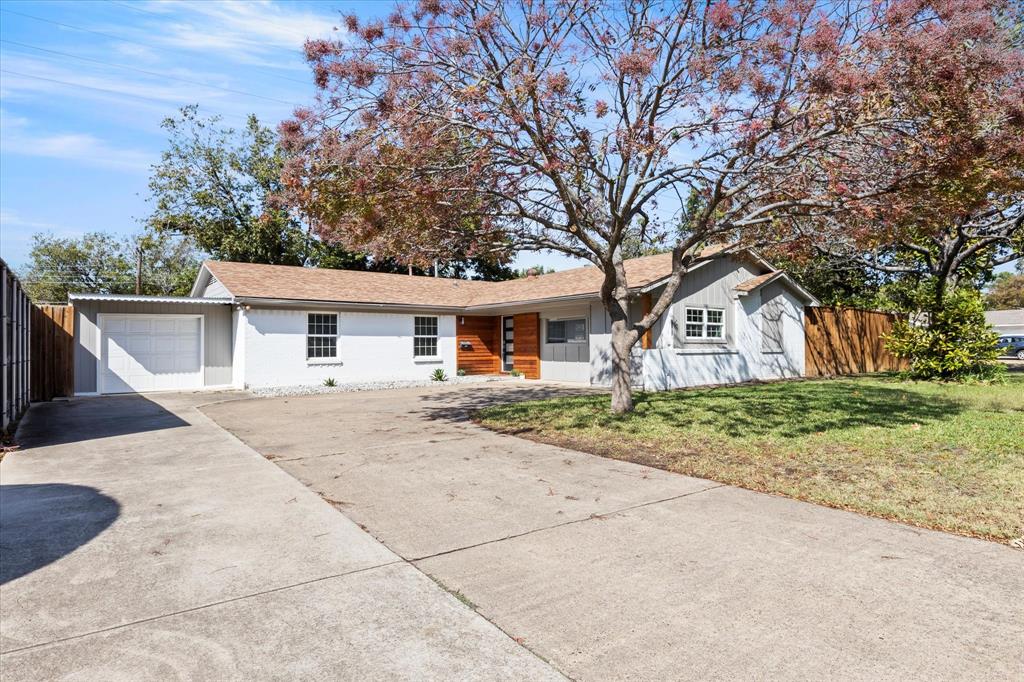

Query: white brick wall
[239,308,457,388]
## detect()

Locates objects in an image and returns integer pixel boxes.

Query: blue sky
[0,0,582,273]
[0,1,1015,278]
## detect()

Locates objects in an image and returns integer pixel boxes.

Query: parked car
[995,335,1024,360]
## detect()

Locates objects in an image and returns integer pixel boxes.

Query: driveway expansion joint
[408,484,727,563]
[0,559,406,657]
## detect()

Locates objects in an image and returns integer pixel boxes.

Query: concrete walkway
[0,393,562,680]
[204,383,1024,681]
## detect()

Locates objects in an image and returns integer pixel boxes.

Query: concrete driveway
[0,392,561,680]
[204,382,1024,681]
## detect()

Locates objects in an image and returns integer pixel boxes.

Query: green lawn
[476,375,1024,544]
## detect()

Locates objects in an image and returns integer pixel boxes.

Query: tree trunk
[609,315,635,414]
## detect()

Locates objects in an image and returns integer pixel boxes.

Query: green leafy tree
[148,105,346,267]
[886,288,1004,382]
[149,106,513,280]
[985,271,1024,309]
[20,230,200,302]
[514,265,556,279]
[134,231,202,296]
[21,232,132,303]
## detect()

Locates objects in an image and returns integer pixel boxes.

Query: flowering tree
[789,2,1024,312]
[282,0,1018,412]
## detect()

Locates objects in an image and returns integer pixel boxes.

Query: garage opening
[99,315,203,394]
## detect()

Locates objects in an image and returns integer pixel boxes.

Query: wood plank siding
[513,312,541,379]
[456,315,501,374]
[805,307,908,376]
[31,305,74,401]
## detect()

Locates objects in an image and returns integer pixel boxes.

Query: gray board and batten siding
[74,300,233,394]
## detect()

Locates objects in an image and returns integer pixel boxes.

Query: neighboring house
[985,309,1024,337]
[69,248,817,395]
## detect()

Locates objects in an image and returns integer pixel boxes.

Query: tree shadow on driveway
[1,484,120,585]
[414,383,604,422]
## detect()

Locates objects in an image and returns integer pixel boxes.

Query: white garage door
[100,315,203,394]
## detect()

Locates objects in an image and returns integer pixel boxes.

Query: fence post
[2,259,34,434]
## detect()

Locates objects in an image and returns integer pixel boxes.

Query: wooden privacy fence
[31,305,74,402]
[805,307,908,377]
[2,259,31,433]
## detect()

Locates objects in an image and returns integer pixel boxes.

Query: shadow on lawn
[479,379,968,440]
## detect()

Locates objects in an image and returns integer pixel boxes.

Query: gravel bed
[250,374,522,398]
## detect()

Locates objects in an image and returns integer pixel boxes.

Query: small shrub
[509,369,523,377]
[456,368,467,377]
[431,368,448,382]
[885,288,1005,382]
[323,377,337,387]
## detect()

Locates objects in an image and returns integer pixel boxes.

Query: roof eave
[464,291,599,312]
[734,272,819,306]
[234,296,470,313]
[69,293,233,305]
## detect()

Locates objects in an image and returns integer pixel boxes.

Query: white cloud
[1,54,243,108]
[136,0,343,64]
[1,113,154,172]
[0,208,61,232]
[0,55,287,128]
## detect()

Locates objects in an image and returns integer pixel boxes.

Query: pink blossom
[547,71,570,95]
[806,19,839,55]
[616,49,656,79]
[417,0,443,18]
[594,100,609,118]
[708,1,737,31]
[361,22,385,42]
[388,10,410,30]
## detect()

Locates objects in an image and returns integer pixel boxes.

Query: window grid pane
[706,309,723,324]
[307,313,338,359]
[414,337,438,357]
[413,316,438,357]
[686,309,704,323]
[685,323,703,338]
[706,324,724,338]
[567,319,586,342]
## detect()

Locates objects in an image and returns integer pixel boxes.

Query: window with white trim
[414,316,438,357]
[684,307,724,340]
[307,313,338,359]
[547,318,587,344]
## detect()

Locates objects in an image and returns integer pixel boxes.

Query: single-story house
[69,248,818,395]
[985,309,1024,337]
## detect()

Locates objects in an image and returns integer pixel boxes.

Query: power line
[0,7,313,86]
[0,69,253,125]
[104,0,325,43]
[1,39,298,106]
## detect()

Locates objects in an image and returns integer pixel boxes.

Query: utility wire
[1,39,298,106]
[0,8,312,86]
[0,69,253,125]
[104,0,324,43]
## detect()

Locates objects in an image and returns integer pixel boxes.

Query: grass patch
[476,376,1024,545]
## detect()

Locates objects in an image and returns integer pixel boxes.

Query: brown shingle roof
[204,261,489,307]
[733,271,780,293]
[204,246,732,308]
